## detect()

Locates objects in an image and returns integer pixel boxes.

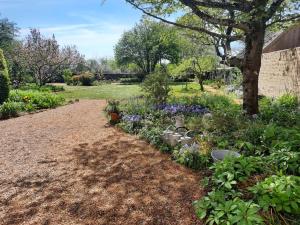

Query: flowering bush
[122,114,142,123]
[156,103,209,115]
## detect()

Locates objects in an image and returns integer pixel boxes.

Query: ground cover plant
[0,89,64,119]
[115,84,300,224]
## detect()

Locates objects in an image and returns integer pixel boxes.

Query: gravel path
[0,100,203,225]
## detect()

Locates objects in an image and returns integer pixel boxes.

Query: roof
[236,23,300,58]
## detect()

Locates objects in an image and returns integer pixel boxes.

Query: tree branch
[125,0,243,41]
[267,14,300,27]
[265,0,285,21]
[193,0,252,12]
[179,0,250,31]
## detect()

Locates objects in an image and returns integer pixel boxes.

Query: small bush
[0,48,10,104]
[9,90,64,110]
[211,156,266,190]
[249,175,300,215]
[142,68,170,104]
[72,72,94,86]
[63,69,73,85]
[173,147,211,170]
[0,101,24,119]
[19,83,64,92]
[259,95,300,127]
[194,190,264,225]
[119,77,142,84]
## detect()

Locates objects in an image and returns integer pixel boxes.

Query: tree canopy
[115,19,182,76]
[125,0,300,114]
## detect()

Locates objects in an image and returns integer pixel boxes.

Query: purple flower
[122,114,142,123]
[155,103,209,115]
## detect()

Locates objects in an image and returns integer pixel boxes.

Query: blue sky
[0,0,143,59]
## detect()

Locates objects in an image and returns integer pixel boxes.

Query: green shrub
[0,101,24,119]
[72,72,94,86]
[8,90,64,110]
[63,69,73,85]
[0,48,10,104]
[277,94,298,109]
[120,97,152,116]
[173,148,211,170]
[19,83,64,92]
[194,190,264,225]
[142,68,170,104]
[119,77,142,84]
[249,175,300,215]
[268,149,300,176]
[211,156,266,190]
[259,95,300,127]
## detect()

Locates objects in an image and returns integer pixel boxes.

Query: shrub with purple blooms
[122,114,142,123]
[156,103,209,115]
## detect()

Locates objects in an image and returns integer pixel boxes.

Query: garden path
[0,100,203,225]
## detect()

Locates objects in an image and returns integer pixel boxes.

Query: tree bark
[242,23,265,115]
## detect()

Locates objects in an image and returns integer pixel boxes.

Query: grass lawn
[58,82,240,103]
[58,83,142,100]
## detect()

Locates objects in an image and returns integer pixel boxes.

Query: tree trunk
[242,23,266,115]
[196,74,204,92]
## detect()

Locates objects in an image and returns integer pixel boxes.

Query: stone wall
[259,47,300,98]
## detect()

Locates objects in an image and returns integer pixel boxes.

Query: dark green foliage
[268,150,300,176]
[173,149,211,170]
[0,90,64,119]
[259,95,300,127]
[119,77,142,84]
[72,72,94,86]
[0,101,23,119]
[105,100,120,113]
[142,68,171,104]
[211,156,266,190]
[19,83,64,92]
[0,48,10,104]
[194,190,264,225]
[249,175,300,215]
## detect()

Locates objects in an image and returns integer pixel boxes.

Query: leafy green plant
[268,149,300,176]
[194,190,264,225]
[142,67,170,104]
[0,101,24,119]
[259,96,300,128]
[249,175,300,215]
[211,156,266,190]
[63,69,73,85]
[72,72,94,86]
[105,100,120,113]
[0,48,10,104]
[173,147,211,170]
[8,90,64,110]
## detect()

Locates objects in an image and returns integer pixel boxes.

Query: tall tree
[115,19,182,77]
[125,0,300,115]
[0,48,10,104]
[24,29,85,85]
[0,17,18,52]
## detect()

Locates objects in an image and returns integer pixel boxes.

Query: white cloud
[19,21,132,59]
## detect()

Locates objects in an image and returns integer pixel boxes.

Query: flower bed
[114,93,300,225]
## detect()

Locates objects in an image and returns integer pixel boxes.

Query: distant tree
[170,56,217,91]
[115,19,182,77]
[125,0,300,114]
[0,17,18,52]
[24,29,85,85]
[0,48,10,104]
